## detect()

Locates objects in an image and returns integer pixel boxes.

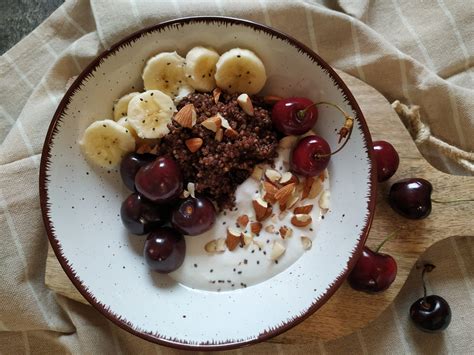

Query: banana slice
[127,90,176,139]
[142,51,194,101]
[117,116,138,139]
[80,119,135,168]
[113,92,139,120]
[185,46,220,92]
[215,48,266,95]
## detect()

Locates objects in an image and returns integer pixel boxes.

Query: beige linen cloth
[1,0,473,353]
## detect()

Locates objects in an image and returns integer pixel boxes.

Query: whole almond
[173,103,196,128]
[237,214,249,228]
[185,138,203,153]
[294,204,314,214]
[291,214,312,227]
[275,183,296,205]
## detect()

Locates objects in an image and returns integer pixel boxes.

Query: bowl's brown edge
[39,15,377,351]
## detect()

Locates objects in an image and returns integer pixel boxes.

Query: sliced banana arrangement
[80,45,267,169]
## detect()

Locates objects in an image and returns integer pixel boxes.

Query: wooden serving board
[45,71,474,342]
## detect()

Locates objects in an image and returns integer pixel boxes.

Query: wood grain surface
[44,71,474,342]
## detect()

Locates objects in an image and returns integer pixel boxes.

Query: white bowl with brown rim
[39,16,376,350]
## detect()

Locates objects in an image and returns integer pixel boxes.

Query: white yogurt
[169,148,330,291]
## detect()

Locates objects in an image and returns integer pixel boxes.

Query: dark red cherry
[144,227,185,273]
[271,97,318,135]
[389,178,432,219]
[120,193,168,235]
[290,135,331,177]
[171,196,216,236]
[373,140,399,182]
[410,295,452,332]
[348,246,397,292]
[409,264,451,332]
[120,153,156,191]
[135,156,183,204]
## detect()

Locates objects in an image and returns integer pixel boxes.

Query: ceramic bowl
[40,16,376,350]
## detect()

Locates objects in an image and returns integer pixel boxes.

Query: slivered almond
[279,226,293,239]
[265,169,281,183]
[251,165,264,181]
[201,115,221,132]
[263,95,283,105]
[279,135,298,149]
[237,214,249,228]
[280,172,299,186]
[224,127,238,138]
[301,236,312,250]
[308,178,323,199]
[173,103,196,128]
[291,214,312,227]
[215,128,224,142]
[185,138,203,153]
[250,222,262,235]
[301,177,315,200]
[226,227,242,251]
[294,204,314,214]
[319,190,330,211]
[262,181,278,204]
[205,238,226,253]
[252,198,268,221]
[237,93,254,116]
[212,87,221,104]
[265,225,275,233]
[275,183,296,205]
[270,241,286,260]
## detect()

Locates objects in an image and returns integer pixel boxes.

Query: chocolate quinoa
[157,92,278,210]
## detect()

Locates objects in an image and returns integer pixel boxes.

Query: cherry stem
[300,101,355,159]
[375,231,397,253]
[432,198,474,204]
[421,263,436,308]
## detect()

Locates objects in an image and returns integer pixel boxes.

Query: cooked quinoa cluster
[157,92,278,210]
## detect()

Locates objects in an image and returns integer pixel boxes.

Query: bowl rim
[39,15,377,351]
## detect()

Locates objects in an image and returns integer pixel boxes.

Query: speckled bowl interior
[40,17,376,350]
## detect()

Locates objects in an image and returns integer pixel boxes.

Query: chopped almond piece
[215,128,224,142]
[262,181,278,204]
[201,115,221,132]
[301,177,315,200]
[279,226,293,239]
[173,104,196,128]
[275,183,296,206]
[301,236,312,250]
[224,127,238,138]
[185,138,203,153]
[265,169,281,183]
[280,172,299,186]
[294,204,314,214]
[250,222,262,235]
[291,214,312,227]
[237,93,254,116]
[237,214,249,228]
[265,225,275,233]
[270,241,286,260]
[319,190,330,211]
[308,178,323,199]
[205,238,226,253]
[212,87,221,104]
[253,198,272,221]
[226,227,242,251]
[242,232,253,246]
